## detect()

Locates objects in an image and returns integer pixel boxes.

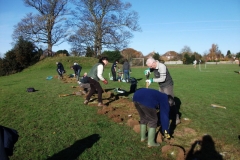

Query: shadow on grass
[169,96,182,136]
[105,91,133,106]
[186,134,223,160]
[135,78,143,81]
[234,71,239,74]
[47,134,100,160]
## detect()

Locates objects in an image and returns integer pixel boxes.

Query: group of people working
[56,56,180,147]
[56,62,82,81]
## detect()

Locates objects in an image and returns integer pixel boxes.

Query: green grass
[0,57,240,159]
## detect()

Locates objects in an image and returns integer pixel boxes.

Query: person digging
[83,57,108,107]
[133,88,174,147]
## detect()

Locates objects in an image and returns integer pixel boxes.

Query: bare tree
[68,0,141,57]
[180,45,192,56]
[12,0,69,56]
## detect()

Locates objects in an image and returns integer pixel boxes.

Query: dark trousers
[134,101,158,128]
[86,77,104,103]
[57,69,63,77]
[111,69,117,81]
[75,69,81,81]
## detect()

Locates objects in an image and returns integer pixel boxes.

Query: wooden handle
[59,93,76,97]
[146,82,149,88]
[211,104,226,109]
[59,94,69,97]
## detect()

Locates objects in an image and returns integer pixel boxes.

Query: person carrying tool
[133,88,174,147]
[83,57,109,107]
[145,57,181,125]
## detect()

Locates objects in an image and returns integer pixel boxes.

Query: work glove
[144,69,150,75]
[103,79,108,84]
[145,78,153,85]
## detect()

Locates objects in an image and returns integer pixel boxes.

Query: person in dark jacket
[56,62,65,79]
[0,128,8,160]
[79,72,91,94]
[0,125,19,159]
[71,63,82,81]
[111,60,119,81]
[122,59,131,82]
[133,88,174,147]
[145,57,181,125]
[84,57,109,107]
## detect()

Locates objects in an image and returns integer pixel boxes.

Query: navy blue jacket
[0,125,19,156]
[133,88,170,132]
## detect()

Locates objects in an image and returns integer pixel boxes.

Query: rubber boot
[147,128,160,147]
[140,124,147,142]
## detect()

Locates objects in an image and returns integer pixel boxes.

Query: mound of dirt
[161,144,185,160]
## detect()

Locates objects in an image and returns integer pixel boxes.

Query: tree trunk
[48,44,52,57]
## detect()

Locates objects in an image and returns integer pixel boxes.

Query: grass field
[0,57,239,160]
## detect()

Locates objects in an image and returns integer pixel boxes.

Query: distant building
[161,51,178,61]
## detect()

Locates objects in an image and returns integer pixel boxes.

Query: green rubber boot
[147,128,160,147]
[140,124,147,142]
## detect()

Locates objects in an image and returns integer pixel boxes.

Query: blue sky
[0,0,239,57]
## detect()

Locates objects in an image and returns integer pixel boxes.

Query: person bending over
[56,62,65,79]
[133,88,174,147]
[84,57,109,107]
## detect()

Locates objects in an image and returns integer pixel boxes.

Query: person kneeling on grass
[78,72,91,94]
[132,88,174,147]
[117,68,123,82]
[84,57,109,107]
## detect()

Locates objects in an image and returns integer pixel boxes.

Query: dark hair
[98,56,109,65]
[168,95,175,107]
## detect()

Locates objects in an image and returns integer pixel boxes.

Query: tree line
[12,0,141,57]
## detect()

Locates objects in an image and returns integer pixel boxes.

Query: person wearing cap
[84,57,109,107]
[145,57,181,125]
[133,88,174,147]
[56,62,65,79]
[71,62,82,81]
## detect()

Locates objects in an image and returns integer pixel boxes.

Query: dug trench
[58,75,239,160]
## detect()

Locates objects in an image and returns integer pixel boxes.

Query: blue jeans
[75,69,81,81]
[123,70,129,81]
